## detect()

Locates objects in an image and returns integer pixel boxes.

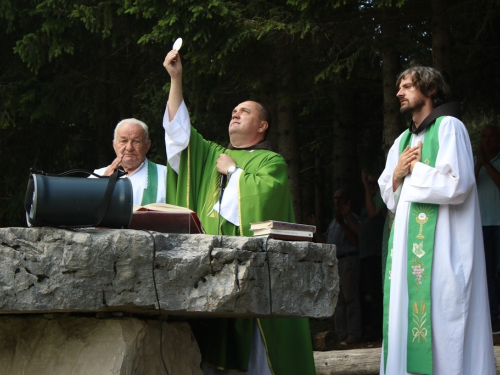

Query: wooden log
[314,348,380,375]
[314,346,500,374]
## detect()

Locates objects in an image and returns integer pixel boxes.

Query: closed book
[129,203,204,234]
[253,232,313,242]
[252,228,314,237]
[249,220,316,233]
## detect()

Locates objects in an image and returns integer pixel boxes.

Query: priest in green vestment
[162,49,316,374]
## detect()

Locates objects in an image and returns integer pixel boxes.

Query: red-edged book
[128,203,204,234]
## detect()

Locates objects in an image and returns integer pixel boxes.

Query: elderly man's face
[228,101,267,147]
[113,122,151,172]
[397,75,426,114]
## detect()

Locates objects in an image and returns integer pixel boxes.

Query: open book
[129,203,204,234]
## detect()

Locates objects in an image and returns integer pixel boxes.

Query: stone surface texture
[0,227,338,318]
[0,316,202,375]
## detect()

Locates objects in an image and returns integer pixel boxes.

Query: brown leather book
[128,203,204,234]
[253,232,313,242]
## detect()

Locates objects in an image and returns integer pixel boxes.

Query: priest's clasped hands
[392,141,422,190]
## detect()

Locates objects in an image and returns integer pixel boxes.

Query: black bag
[24,168,133,228]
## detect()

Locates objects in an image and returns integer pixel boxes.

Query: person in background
[317,188,362,344]
[475,124,500,333]
[358,170,386,341]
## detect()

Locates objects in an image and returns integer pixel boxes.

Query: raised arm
[163,50,183,121]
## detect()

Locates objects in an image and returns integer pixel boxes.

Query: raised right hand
[163,50,182,79]
[103,145,126,176]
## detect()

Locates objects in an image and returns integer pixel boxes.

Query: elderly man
[163,49,315,375]
[379,66,495,374]
[94,118,166,205]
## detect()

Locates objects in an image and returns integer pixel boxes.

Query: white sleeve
[156,164,167,203]
[212,168,243,226]
[404,117,475,205]
[90,167,107,178]
[163,100,191,173]
[379,137,402,213]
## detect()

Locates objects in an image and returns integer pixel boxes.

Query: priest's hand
[409,141,422,173]
[393,144,419,191]
[164,50,182,79]
[216,154,236,175]
[165,50,183,121]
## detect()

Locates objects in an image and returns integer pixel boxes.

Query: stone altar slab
[0,227,338,318]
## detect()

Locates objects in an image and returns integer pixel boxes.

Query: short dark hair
[254,101,272,139]
[396,66,449,107]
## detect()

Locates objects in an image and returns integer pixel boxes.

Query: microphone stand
[217,174,227,236]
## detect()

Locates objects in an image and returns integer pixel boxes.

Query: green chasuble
[166,127,315,374]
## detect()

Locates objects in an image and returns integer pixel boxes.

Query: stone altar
[0,227,339,374]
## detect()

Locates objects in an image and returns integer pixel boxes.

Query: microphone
[217,173,227,237]
[219,174,227,203]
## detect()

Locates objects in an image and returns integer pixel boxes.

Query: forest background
[1,0,499,231]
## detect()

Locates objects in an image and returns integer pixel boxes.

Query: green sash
[383,117,443,375]
[140,159,159,205]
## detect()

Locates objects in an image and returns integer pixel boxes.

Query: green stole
[383,117,444,375]
[140,159,159,205]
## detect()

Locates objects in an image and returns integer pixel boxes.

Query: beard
[400,97,425,114]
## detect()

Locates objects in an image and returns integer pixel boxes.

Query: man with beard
[378,66,495,374]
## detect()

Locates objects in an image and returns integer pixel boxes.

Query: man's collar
[227,140,273,151]
[409,102,461,134]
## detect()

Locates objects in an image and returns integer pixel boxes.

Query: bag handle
[95,169,120,226]
[29,168,127,179]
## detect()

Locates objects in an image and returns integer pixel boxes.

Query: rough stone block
[0,227,338,318]
[0,316,202,375]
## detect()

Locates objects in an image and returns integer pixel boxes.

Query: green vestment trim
[140,159,159,205]
[383,117,444,375]
[165,127,315,374]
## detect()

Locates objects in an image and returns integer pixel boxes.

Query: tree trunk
[431,0,453,88]
[379,7,404,157]
[96,45,113,168]
[331,87,358,200]
[276,46,302,222]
